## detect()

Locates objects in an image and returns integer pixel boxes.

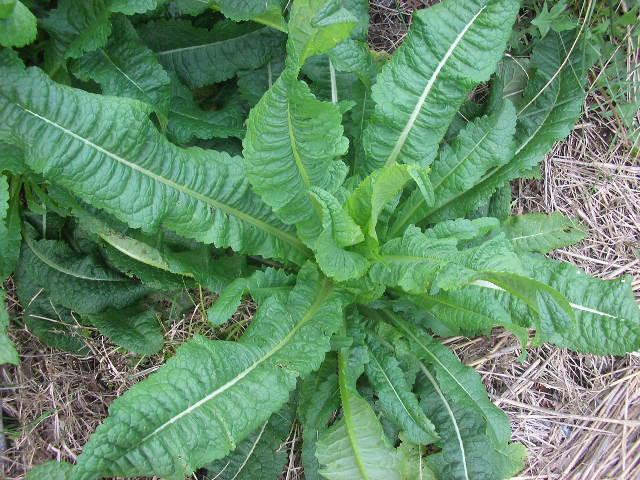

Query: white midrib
[472,280,617,318]
[369,350,416,426]
[99,49,147,98]
[230,420,268,480]
[418,363,469,480]
[138,280,333,445]
[156,28,264,56]
[385,6,487,166]
[16,104,308,254]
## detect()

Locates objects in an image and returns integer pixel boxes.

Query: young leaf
[207,267,294,327]
[86,303,163,355]
[72,264,343,479]
[0,0,36,48]
[138,19,284,88]
[206,401,296,480]
[501,212,586,253]
[286,0,357,70]
[243,71,349,225]
[316,347,401,480]
[71,15,172,118]
[304,187,369,282]
[363,0,519,172]
[0,52,310,264]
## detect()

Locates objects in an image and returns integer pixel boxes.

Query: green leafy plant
[1,0,638,479]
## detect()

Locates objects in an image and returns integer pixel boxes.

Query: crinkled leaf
[0,0,36,47]
[304,188,368,282]
[0,174,20,280]
[390,100,517,235]
[501,212,586,253]
[138,19,284,88]
[167,75,245,144]
[363,0,519,172]
[516,254,640,354]
[0,52,310,264]
[371,226,522,295]
[87,303,163,355]
[422,30,595,223]
[316,347,401,480]
[365,337,437,445]
[41,0,112,60]
[206,400,296,480]
[26,461,74,480]
[243,71,349,225]
[299,354,340,480]
[71,15,171,117]
[111,0,161,15]
[73,264,343,480]
[15,263,90,355]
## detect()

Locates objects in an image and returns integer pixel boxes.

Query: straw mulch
[2,1,639,479]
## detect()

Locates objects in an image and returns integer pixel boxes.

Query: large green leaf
[386,313,526,478]
[316,347,401,480]
[389,101,517,237]
[71,15,171,117]
[206,400,295,480]
[20,232,152,315]
[0,52,310,264]
[243,70,349,225]
[111,0,162,15]
[420,30,595,224]
[362,0,519,172]
[0,0,36,47]
[72,264,343,480]
[86,303,164,355]
[138,19,284,88]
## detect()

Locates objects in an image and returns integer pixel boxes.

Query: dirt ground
[2,1,639,479]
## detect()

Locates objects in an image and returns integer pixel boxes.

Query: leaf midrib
[155,27,268,56]
[16,104,310,257]
[384,5,487,166]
